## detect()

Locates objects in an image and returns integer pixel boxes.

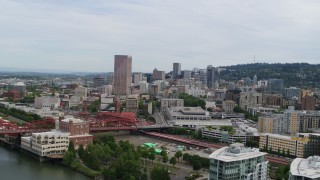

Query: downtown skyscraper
[172,62,181,79]
[207,65,215,89]
[114,55,132,95]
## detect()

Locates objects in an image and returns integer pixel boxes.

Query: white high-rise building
[139,81,149,94]
[209,143,268,180]
[289,156,320,180]
[183,70,192,79]
[133,72,143,86]
[199,69,207,87]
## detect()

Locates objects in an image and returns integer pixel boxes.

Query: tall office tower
[114,55,132,95]
[284,87,301,100]
[199,69,207,86]
[209,143,268,180]
[206,65,215,89]
[152,68,165,81]
[132,72,143,86]
[93,75,105,87]
[253,74,258,85]
[106,73,114,85]
[183,70,192,79]
[268,78,284,93]
[173,62,181,79]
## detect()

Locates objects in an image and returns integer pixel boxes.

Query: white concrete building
[239,92,263,110]
[34,96,60,109]
[290,156,320,180]
[97,85,113,96]
[69,95,81,107]
[222,100,237,113]
[74,86,87,101]
[21,131,69,157]
[188,87,205,97]
[165,106,211,121]
[209,143,268,180]
[160,98,184,108]
[133,72,143,86]
[139,81,149,94]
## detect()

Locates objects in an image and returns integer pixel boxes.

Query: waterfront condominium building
[289,156,320,180]
[114,55,132,95]
[21,131,69,157]
[209,143,268,180]
[173,62,181,79]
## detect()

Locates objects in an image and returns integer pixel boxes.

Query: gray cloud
[0,0,319,72]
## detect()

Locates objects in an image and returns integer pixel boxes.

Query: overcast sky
[0,0,320,72]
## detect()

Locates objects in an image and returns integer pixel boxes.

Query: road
[153,112,170,127]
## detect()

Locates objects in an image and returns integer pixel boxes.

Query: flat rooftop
[32,130,69,136]
[290,156,320,178]
[61,117,86,124]
[260,133,292,140]
[209,143,267,162]
[171,120,232,126]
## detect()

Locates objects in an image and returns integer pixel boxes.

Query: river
[0,145,90,180]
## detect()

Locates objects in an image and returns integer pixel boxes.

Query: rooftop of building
[161,98,184,101]
[290,156,320,178]
[260,133,310,142]
[127,94,139,99]
[32,130,69,136]
[168,106,209,116]
[209,143,267,162]
[61,117,86,124]
[171,119,232,126]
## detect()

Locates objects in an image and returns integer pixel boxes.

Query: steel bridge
[0,112,169,135]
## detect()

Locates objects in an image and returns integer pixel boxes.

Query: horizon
[1,0,320,72]
[0,62,319,74]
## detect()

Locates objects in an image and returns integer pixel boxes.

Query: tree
[175,151,183,162]
[169,157,176,167]
[63,151,75,165]
[103,167,117,180]
[197,128,203,139]
[149,152,155,164]
[183,153,190,163]
[192,160,202,171]
[277,148,281,157]
[68,141,76,154]
[141,173,148,180]
[138,100,144,110]
[276,165,290,180]
[162,154,169,163]
[235,138,242,143]
[78,144,84,157]
[87,152,100,170]
[150,165,170,180]
[286,149,290,157]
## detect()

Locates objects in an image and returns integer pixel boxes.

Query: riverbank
[0,144,90,180]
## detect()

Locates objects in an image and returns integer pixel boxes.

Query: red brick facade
[59,119,93,149]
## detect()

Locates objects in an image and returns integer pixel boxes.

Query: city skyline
[1,0,320,72]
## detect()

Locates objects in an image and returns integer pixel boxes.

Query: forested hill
[219,63,320,88]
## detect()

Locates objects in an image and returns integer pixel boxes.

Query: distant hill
[219,63,320,88]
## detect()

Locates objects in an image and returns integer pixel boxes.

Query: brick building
[301,96,316,110]
[59,118,93,149]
